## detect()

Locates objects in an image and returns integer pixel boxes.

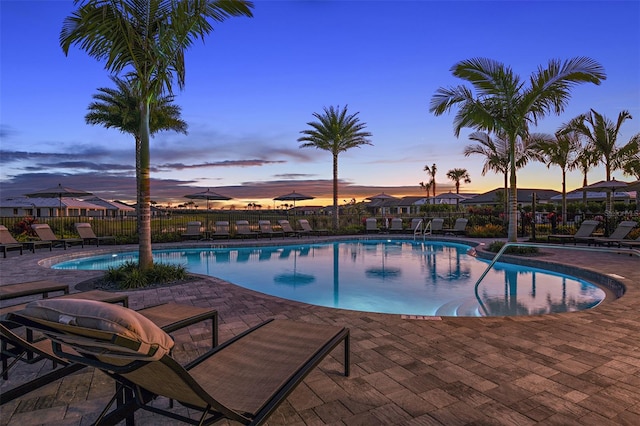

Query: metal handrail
[473,242,640,316]
[413,219,433,241]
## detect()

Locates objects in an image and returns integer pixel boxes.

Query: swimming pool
[53,239,606,317]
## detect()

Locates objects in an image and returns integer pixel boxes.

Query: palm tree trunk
[561,169,567,225]
[582,172,588,206]
[332,153,339,230]
[138,101,153,270]
[508,141,518,242]
[503,172,508,221]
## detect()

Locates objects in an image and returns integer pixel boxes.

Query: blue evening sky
[1,0,639,207]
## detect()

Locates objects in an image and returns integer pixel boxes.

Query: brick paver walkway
[1,237,639,425]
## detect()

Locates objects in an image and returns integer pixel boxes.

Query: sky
[1,0,639,209]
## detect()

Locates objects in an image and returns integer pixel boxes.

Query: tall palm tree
[419,180,432,198]
[430,57,606,241]
[86,76,188,137]
[564,109,637,211]
[298,105,372,230]
[571,141,600,206]
[86,75,188,233]
[464,131,533,217]
[531,130,580,225]
[423,163,437,198]
[61,0,253,269]
[446,168,471,194]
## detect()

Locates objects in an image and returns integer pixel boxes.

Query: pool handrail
[413,219,433,241]
[473,242,640,316]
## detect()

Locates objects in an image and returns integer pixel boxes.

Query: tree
[464,131,533,218]
[423,163,437,198]
[564,109,637,211]
[419,180,432,200]
[571,141,600,206]
[430,57,605,241]
[86,76,188,138]
[61,0,253,269]
[531,130,580,224]
[446,168,471,194]
[298,105,373,230]
[85,76,188,234]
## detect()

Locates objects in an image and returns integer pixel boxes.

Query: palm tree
[464,131,532,217]
[298,105,372,230]
[419,180,432,197]
[446,168,471,194]
[61,0,253,269]
[531,130,580,225]
[86,76,188,234]
[423,163,437,198]
[86,76,188,139]
[430,57,606,241]
[571,142,600,206]
[564,109,637,211]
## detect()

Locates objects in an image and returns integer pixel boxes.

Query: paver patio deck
[1,237,639,425]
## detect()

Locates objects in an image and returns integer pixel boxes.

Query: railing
[473,242,640,316]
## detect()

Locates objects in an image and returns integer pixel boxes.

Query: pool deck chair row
[8,300,349,425]
[0,225,52,256]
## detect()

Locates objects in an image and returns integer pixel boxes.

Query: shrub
[104,261,187,289]
[467,224,505,238]
[487,240,539,255]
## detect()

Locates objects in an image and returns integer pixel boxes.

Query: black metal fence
[1,210,638,242]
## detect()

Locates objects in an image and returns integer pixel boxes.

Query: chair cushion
[20,299,174,360]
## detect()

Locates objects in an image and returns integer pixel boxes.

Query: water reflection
[53,240,606,317]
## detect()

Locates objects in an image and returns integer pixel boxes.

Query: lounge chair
[0,242,23,258]
[0,280,69,302]
[74,223,116,246]
[410,218,424,234]
[442,218,468,236]
[258,220,284,239]
[365,218,380,233]
[1,301,217,405]
[389,218,404,233]
[298,219,329,236]
[547,220,599,245]
[234,220,259,239]
[8,300,349,425]
[277,219,301,237]
[0,225,52,254]
[590,221,638,247]
[209,221,230,240]
[31,224,84,249]
[428,218,445,235]
[619,236,640,249]
[181,221,204,240]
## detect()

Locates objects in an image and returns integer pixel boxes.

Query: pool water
[53,240,606,317]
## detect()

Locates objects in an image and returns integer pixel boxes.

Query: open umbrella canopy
[273,191,315,209]
[184,189,232,203]
[579,179,632,211]
[273,191,315,202]
[25,184,93,217]
[25,183,92,199]
[580,179,631,193]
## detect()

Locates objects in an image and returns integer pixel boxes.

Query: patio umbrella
[25,183,93,217]
[579,179,631,212]
[273,191,315,210]
[184,189,232,231]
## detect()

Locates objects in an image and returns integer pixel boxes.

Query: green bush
[467,224,505,238]
[104,261,187,289]
[487,241,539,255]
